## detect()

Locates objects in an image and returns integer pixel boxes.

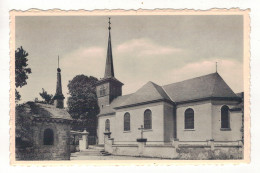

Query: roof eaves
[114,98,174,110]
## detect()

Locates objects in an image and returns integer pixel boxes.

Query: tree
[67,75,99,135]
[15,46,31,101]
[15,89,21,103]
[15,103,33,148]
[39,88,53,104]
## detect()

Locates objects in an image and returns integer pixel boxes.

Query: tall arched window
[43,128,54,145]
[105,119,110,132]
[144,109,152,129]
[185,108,194,129]
[221,105,230,129]
[124,113,130,131]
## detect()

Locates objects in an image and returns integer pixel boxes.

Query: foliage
[15,89,21,102]
[67,75,99,134]
[15,104,33,148]
[15,46,31,88]
[15,46,31,102]
[39,88,54,104]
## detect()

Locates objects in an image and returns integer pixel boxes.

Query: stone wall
[105,144,243,160]
[104,136,243,159]
[16,121,71,160]
[177,146,243,160]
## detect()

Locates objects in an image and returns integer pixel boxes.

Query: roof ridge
[211,73,218,97]
[150,81,172,101]
[163,73,216,87]
[161,84,174,101]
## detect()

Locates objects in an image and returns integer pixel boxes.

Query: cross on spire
[58,55,59,68]
[104,17,115,78]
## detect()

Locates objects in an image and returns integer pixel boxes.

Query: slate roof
[115,81,172,108]
[19,102,72,120]
[162,73,240,103]
[98,94,132,116]
[98,72,241,115]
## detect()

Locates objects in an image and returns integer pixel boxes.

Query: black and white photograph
[11,10,249,162]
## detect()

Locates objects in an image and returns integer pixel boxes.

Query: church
[96,19,243,149]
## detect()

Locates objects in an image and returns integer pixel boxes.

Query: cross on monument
[138,125,145,139]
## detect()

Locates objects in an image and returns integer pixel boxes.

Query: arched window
[221,105,230,129]
[144,109,152,129]
[105,119,110,132]
[43,128,54,145]
[185,108,194,129]
[124,113,130,131]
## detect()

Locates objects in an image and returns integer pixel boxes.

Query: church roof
[98,72,241,115]
[98,94,132,116]
[162,72,240,103]
[19,102,72,120]
[114,81,172,109]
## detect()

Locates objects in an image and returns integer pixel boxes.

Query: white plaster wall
[176,101,212,141]
[113,102,165,143]
[163,103,174,142]
[97,114,116,145]
[212,102,242,141]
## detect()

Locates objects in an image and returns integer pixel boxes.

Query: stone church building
[96,19,243,147]
[16,63,72,160]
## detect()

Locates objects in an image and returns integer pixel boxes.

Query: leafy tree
[15,89,21,102]
[67,75,99,135]
[15,104,33,148]
[15,46,31,101]
[39,88,53,104]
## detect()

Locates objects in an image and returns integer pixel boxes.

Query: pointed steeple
[53,55,65,109]
[95,18,123,108]
[104,17,115,78]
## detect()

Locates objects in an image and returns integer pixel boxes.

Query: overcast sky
[15,15,244,105]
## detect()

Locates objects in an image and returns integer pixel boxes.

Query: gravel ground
[70,150,163,160]
[70,154,159,160]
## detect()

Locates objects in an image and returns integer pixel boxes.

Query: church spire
[53,55,65,109]
[104,17,115,78]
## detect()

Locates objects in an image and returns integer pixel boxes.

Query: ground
[70,146,162,160]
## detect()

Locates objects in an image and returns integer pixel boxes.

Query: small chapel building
[96,19,243,147]
[15,63,72,160]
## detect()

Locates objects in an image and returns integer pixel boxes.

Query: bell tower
[96,18,123,109]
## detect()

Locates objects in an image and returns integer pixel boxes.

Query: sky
[15,15,244,105]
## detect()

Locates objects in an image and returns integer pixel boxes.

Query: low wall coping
[136,138,147,142]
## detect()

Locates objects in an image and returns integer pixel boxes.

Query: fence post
[209,139,215,150]
[104,132,112,152]
[79,130,89,151]
[137,138,147,156]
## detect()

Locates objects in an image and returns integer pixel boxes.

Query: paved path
[70,147,159,160]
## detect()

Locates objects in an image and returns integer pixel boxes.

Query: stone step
[70,149,112,157]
